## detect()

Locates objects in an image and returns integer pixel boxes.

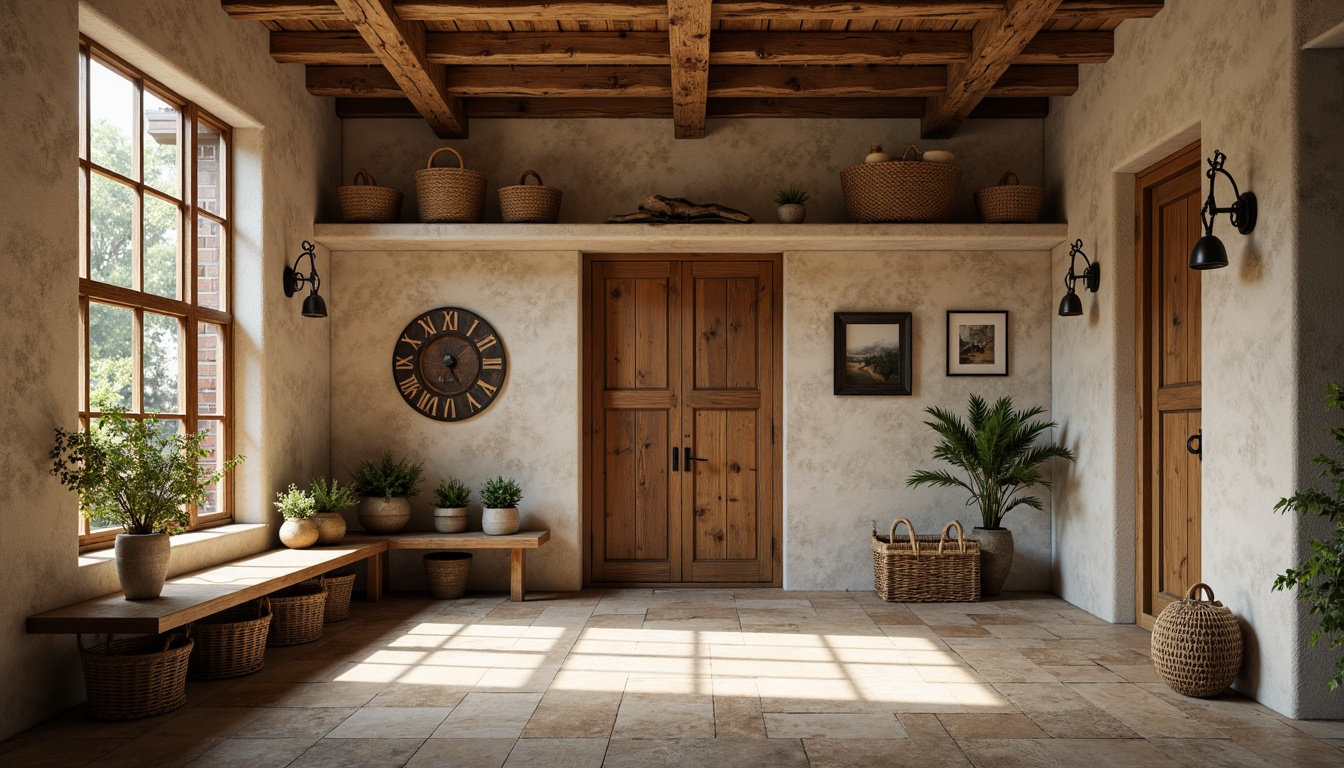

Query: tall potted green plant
[351,451,423,534]
[906,395,1074,596]
[51,409,244,600]
[309,476,357,545]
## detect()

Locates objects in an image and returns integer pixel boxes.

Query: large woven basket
[322,572,357,623]
[840,144,962,223]
[414,146,487,223]
[266,582,327,646]
[338,168,403,223]
[424,551,472,599]
[498,170,562,223]
[1151,582,1243,697]
[189,599,271,680]
[872,518,981,602]
[79,633,193,720]
[974,171,1044,223]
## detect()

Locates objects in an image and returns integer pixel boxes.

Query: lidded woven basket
[840,144,962,223]
[414,146,487,223]
[1151,582,1243,697]
[498,170,562,223]
[337,168,402,223]
[974,171,1044,223]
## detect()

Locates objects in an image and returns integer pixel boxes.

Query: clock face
[393,307,506,421]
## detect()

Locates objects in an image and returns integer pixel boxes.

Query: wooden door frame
[581,252,784,588]
[1134,140,1201,629]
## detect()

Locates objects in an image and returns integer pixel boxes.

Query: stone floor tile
[325,707,453,739]
[1067,682,1209,738]
[432,692,544,739]
[233,707,357,739]
[764,712,906,739]
[937,714,1049,740]
[1103,663,1164,683]
[713,678,766,738]
[520,690,620,738]
[0,738,128,768]
[804,738,973,768]
[184,737,317,768]
[957,738,1181,768]
[992,682,1136,739]
[601,738,809,768]
[1228,732,1344,767]
[1038,663,1123,683]
[87,733,225,768]
[363,683,470,708]
[931,625,992,638]
[405,738,514,768]
[502,738,607,768]
[611,691,714,739]
[286,737,424,768]
[1148,738,1274,767]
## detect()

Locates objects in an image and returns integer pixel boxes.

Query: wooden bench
[349,530,551,602]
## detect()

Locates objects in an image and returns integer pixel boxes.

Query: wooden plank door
[1136,142,1203,628]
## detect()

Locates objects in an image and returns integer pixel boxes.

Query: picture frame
[834,312,913,396]
[946,310,1009,376]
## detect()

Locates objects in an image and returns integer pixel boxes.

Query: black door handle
[684,447,708,467]
[671,446,679,472]
[1186,429,1202,460]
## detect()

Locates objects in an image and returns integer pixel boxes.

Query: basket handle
[518,170,544,186]
[998,171,1020,186]
[901,144,922,161]
[938,521,967,554]
[426,146,466,170]
[76,633,109,653]
[352,168,377,186]
[888,517,919,556]
[1185,582,1220,604]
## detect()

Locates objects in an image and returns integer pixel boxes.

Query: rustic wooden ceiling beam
[308,65,406,97]
[273,30,671,65]
[222,1,346,20]
[989,64,1076,95]
[712,1,1002,19]
[1052,0,1162,19]
[709,64,948,97]
[711,31,970,64]
[395,0,669,21]
[669,0,713,138]
[922,0,1062,139]
[1016,30,1111,63]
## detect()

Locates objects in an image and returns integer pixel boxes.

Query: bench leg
[510,548,525,602]
[366,552,384,602]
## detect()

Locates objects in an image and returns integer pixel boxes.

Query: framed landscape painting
[946,310,1009,376]
[834,312,912,396]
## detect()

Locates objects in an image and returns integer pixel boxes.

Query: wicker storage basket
[79,633,193,720]
[840,145,962,223]
[414,147,487,223]
[498,170,562,223]
[338,169,403,223]
[189,599,271,680]
[872,518,981,602]
[322,572,357,623]
[1151,582,1243,697]
[974,171,1044,223]
[266,583,327,646]
[424,551,472,599]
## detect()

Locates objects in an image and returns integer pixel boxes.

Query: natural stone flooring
[4,590,1343,767]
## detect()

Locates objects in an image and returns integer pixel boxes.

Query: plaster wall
[0,0,339,740]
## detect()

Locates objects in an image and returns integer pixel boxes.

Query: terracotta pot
[482,507,520,536]
[434,507,469,533]
[280,518,320,549]
[974,527,1014,597]
[776,203,806,224]
[357,496,411,534]
[115,532,171,600]
[311,511,347,545]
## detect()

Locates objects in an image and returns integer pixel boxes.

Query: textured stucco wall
[0,0,339,740]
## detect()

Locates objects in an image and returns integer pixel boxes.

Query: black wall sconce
[283,240,327,318]
[1189,149,1257,270]
[1058,239,1100,317]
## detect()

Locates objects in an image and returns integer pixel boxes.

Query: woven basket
[338,169,403,223]
[322,572,357,623]
[1151,582,1243,697]
[79,633,193,720]
[871,518,981,602]
[840,144,962,223]
[498,170,562,223]
[424,551,472,599]
[266,582,327,646]
[974,171,1044,223]
[189,599,271,680]
[414,147,487,223]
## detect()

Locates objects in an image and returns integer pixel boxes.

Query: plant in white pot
[275,484,319,549]
[351,451,423,534]
[50,409,243,600]
[309,476,357,545]
[906,395,1074,597]
[433,478,472,533]
[479,476,523,536]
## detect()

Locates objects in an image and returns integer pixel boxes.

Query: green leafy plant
[351,451,423,499]
[310,476,358,514]
[480,476,523,509]
[905,395,1075,529]
[50,409,244,535]
[1273,382,1344,690]
[274,484,316,519]
[774,186,809,206]
[434,478,472,508]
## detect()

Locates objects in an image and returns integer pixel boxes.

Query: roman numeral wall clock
[392,307,507,421]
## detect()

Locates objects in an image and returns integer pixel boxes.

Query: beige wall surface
[0,0,340,740]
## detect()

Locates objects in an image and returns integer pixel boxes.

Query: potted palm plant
[479,476,523,535]
[309,476,357,545]
[51,409,244,600]
[433,478,472,533]
[351,451,423,534]
[275,484,318,549]
[906,395,1074,596]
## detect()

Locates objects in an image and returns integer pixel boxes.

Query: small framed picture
[834,312,913,396]
[946,311,1009,376]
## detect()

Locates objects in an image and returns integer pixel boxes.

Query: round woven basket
[79,633,193,720]
[498,170,562,223]
[424,551,472,600]
[322,572,357,623]
[189,599,271,680]
[840,144,962,223]
[338,168,403,223]
[266,582,327,647]
[414,147,487,223]
[975,171,1044,223]
[1151,582,1243,697]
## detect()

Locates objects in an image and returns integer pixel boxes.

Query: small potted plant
[479,476,523,536]
[51,409,244,600]
[350,451,423,534]
[433,478,472,533]
[774,186,809,224]
[309,476,357,545]
[275,484,318,549]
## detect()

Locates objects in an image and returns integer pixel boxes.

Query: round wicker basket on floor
[498,170,562,223]
[338,169,403,223]
[414,146,487,223]
[424,551,472,599]
[322,572,357,623]
[1151,582,1243,697]
[266,582,327,646]
[840,144,962,223]
[189,599,271,680]
[79,633,193,720]
[974,171,1044,223]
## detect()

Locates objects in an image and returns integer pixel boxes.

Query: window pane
[88,302,133,411]
[143,91,180,198]
[143,312,183,414]
[144,194,180,299]
[197,419,223,517]
[198,322,223,415]
[196,215,224,309]
[79,51,88,162]
[84,417,125,533]
[196,123,223,215]
[89,58,134,178]
[89,173,134,288]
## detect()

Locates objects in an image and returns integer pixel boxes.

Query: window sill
[78,523,268,568]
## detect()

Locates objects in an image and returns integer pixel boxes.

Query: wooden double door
[585,256,781,585]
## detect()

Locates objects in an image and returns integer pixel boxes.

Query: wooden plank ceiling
[223,0,1163,138]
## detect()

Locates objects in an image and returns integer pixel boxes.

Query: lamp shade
[302,292,328,318]
[1189,234,1229,270]
[1058,290,1082,317]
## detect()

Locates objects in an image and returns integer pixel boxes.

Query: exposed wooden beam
[394,0,668,21]
[222,1,345,20]
[988,64,1076,96]
[449,66,673,97]
[273,30,671,65]
[1052,0,1162,19]
[709,65,948,97]
[669,0,712,139]
[712,1,1002,19]
[711,31,970,65]
[970,96,1048,118]
[1016,30,1111,64]
[272,31,381,65]
[922,0,1062,139]
[308,66,405,97]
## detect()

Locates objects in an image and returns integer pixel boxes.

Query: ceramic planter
[280,518,320,549]
[974,527,1014,597]
[776,203,806,224]
[311,511,347,545]
[357,496,412,534]
[482,507,520,536]
[115,532,171,600]
[434,507,469,533]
